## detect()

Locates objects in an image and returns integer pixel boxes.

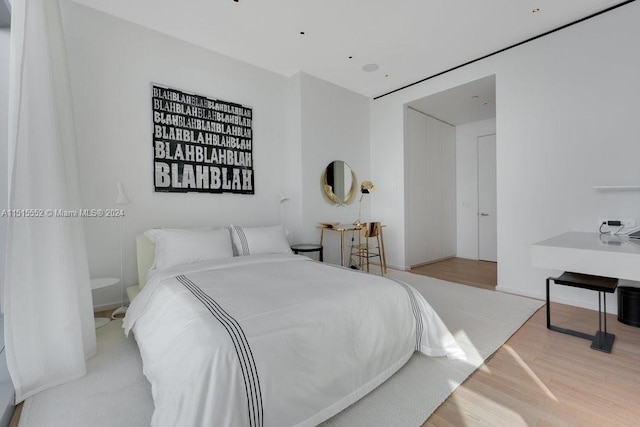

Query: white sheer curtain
[4,0,96,402]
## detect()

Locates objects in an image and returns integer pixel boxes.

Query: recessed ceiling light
[532,8,540,13]
[362,63,379,72]
[348,56,353,59]
[385,74,390,78]
[300,31,305,35]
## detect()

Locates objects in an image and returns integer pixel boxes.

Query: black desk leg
[604,292,607,333]
[546,278,551,329]
[591,291,615,353]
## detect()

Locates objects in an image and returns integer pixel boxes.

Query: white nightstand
[90,277,119,329]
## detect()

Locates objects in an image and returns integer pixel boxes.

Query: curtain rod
[373,0,637,100]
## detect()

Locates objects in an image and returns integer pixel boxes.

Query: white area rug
[20,271,543,427]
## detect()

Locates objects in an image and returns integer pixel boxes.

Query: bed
[123,225,464,427]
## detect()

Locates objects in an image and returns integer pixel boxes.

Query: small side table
[91,277,119,329]
[291,244,323,262]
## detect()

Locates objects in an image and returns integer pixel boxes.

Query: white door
[406,108,429,266]
[425,115,443,263]
[478,134,497,262]
[441,122,457,258]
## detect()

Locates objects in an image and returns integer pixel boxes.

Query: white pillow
[230,225,292,256]
[144,228,234,270]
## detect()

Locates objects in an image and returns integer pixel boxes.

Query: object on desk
[628,229,640,239]
[599,234,623,245]
[546,272,617,353]
[349,222,386,275]
[291,243,323,262]
[319,222,340,229]
[354,180,375,226]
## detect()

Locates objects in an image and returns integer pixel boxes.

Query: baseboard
[496,285,618,315]
[408,255,456,270]
[382,263,408,271]
[495,286,542,301]
[362,260,408,272]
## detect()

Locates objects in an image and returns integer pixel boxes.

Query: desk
[319,223,387,273]
[532,232,640,353]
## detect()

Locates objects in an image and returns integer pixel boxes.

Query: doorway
[404,75,496,278]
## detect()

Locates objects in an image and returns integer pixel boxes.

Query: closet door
[405,109,457,267]
[406,108,429,266]
[441,122,457,258]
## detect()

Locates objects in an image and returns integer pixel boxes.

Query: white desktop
[531,231,640,282]
[627,228,640,240]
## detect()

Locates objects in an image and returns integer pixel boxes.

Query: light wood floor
[412,257,497,290]
[425,302,640,426]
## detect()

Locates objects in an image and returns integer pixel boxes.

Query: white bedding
[123,254,464,427]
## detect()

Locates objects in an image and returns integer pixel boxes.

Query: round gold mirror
[321,160,357,206]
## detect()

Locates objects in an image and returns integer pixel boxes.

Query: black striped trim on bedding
[177,274,263,427]
[232,225,251,256]
[390,279,424,351]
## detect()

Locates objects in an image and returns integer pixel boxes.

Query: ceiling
[408,75,496,126]
[72,0,629,99]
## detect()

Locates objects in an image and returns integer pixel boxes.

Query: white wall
[0,29,9,310]
[281,74,304,245]
[60,3,371,308]
[298,73,370,266]
[371,2,640,313]
[456,118,496,260]
[61,3,297,308]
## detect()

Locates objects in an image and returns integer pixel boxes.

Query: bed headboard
[136,233,155,288]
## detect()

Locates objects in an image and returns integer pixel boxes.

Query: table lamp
[355,180,375,226]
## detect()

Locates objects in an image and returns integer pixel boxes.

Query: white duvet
[123,254,464,427]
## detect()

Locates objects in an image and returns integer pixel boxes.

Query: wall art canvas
[151,84,254,194]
